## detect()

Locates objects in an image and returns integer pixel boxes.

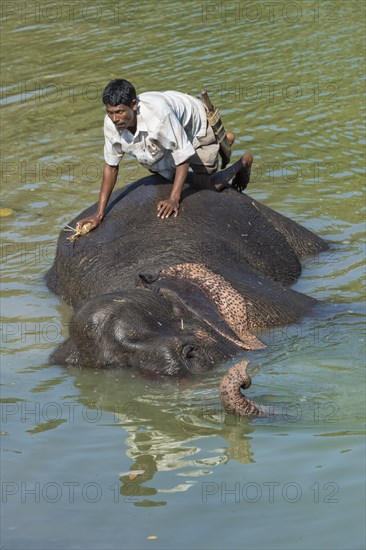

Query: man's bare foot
[226,131,235,147]
[211,152,253,192]
[231,152,253,192]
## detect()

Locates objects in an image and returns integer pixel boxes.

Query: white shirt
[103,91,207,180]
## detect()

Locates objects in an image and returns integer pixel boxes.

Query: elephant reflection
[68,365,256,505]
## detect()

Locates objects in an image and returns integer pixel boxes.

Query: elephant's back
[46,176,325,308]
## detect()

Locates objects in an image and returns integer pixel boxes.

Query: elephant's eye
[181,344,196,359]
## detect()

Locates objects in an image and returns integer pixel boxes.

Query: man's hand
[76,213,102,232]
[156,162,189,219]
[157,198,180,219]
[74,163,118,232]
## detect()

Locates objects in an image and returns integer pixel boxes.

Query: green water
[1,1,365,549]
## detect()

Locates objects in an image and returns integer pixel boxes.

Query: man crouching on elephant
[78,78,253,227]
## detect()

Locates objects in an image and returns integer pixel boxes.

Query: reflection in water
[27,418,67,435]
[68,366,256,506]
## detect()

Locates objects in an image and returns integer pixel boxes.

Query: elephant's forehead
[77,290,180,326]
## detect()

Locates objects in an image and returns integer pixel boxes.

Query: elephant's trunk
[220,360,262,416]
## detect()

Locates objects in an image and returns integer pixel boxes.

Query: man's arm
[77,163,119,230]
[157,161,189,219]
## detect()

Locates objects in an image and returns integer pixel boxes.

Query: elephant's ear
[138,266,266,351]
[50,339,80,365]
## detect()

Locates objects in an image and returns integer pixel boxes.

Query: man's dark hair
[102,79,137,106]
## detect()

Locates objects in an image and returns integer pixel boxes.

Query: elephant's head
[53,263,265,368]
[53,291,264,414]
[53,291,262,373]
[51,263,269,414]
[52,260,328,416]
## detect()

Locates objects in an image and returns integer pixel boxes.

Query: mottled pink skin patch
[160,263,266,351]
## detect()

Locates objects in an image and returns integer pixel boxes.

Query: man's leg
[191,150,253,192]
[211,152,253,191]
[190,125,253,192]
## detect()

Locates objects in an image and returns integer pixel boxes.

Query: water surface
[1,1,365,549]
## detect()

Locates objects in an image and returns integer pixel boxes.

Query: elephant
[46,174,328,415]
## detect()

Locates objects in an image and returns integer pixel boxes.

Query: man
[78,79,253,228]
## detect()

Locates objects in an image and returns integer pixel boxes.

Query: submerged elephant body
[47,175,327,413]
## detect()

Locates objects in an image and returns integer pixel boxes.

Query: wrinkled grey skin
[46,175,327,411]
